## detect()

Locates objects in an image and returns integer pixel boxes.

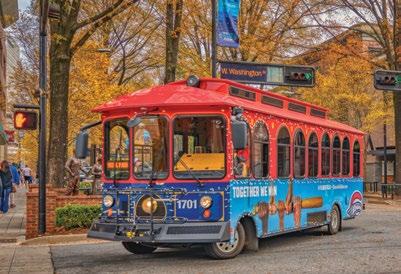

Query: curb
[20,234,107,246]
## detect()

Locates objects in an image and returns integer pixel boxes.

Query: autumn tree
[48,0,138,187]
[306,0,401,183]
[164,0,183,83]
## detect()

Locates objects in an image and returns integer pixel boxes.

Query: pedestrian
[23,165,33,184]
[9,163,20,208]
[65,151,82,196]
[91,158,102,194]
[0,161,13,213]
[0,170,3,215]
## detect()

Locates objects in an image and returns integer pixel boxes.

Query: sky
[18,0,30,11]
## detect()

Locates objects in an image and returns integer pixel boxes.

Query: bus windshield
[133,116,169,179]
[173,116,226,179]
[105,119,130,180]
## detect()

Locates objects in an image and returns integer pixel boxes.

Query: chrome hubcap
[331,209,338,230]
[215,229,239,253]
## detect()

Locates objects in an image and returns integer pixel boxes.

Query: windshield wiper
[177,157,203,187]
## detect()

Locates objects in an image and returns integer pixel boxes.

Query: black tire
[327,205,341,235]
[122,242,157,254]
[204,222,246,259]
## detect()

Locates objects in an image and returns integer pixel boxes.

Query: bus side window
[252,121,269,178]
[294,130,306,178]
[342,137,350,176]
[321,133,330,176]
[234,123,251,178]
[353,140,360,177]
[332,135,341,176]
[277,126,291,178]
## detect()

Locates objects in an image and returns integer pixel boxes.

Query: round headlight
[141,197,158,214]
[103,195,114,208]
[200,196,213,209]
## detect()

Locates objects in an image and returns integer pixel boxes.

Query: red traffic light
[14,111,38,130]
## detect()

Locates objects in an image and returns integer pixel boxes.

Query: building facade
[0,0,18,161]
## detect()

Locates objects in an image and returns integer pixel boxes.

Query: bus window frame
[277,125,291,179]
[353,140,361,177]
[332,135,341,177]
[293,129,306,179]
[321,133,331,177]
[172,114,227,181]
[342,136,350,176]
[104,116,131,181]
[308,132,319,178]
[252,120,269,179]
[132,115,170,180]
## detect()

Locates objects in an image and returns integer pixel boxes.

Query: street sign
[219,61,315,87]
[14,111,38,130]
[374,70,401,92]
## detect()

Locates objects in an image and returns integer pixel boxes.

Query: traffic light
[374,70,401,91]
[284,66,315,87]
[14,111,38,130]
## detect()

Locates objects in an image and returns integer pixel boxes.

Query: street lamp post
[211,0,217,78]
[38,0,49,235]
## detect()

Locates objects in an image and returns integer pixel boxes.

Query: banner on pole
[217,0,240,48]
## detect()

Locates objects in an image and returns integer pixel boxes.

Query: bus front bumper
[88,221,230,243]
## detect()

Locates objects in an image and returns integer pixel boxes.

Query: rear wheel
[122,242,157,254]
[327,205,341,235]
[204,222,245,259]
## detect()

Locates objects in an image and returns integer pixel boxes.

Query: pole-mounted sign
[219,61,315,87]
[374,70,401,91]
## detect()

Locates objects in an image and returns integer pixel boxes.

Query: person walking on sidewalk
[23,165,33,184]
[0,161,13,213]
[9,163,20,208]
[0,171,3,214]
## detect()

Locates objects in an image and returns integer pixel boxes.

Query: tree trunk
[164,0,183,84]
[394,2,401,183]
[48,45,72,187]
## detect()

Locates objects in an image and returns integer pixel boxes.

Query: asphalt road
[51,204,401,274]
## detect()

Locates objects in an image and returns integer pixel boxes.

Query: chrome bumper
[88,221,230,243]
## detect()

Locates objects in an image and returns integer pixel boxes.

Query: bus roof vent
[311,108,326,118]
[229,86,256,101]
[261,95,284,108]
[288,103,306,114]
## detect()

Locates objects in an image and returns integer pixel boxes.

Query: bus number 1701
[177,199,197,209]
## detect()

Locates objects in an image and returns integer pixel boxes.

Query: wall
[26,185,101,239]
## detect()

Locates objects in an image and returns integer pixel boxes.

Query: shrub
[56,204,101,229]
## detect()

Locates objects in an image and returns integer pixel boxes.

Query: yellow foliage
[299,41,390,133]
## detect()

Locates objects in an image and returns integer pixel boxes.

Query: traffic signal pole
[39,0,49,235]
[211,0,217,78]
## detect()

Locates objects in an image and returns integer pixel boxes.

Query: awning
[368,148,396,157]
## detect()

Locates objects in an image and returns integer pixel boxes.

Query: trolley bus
[77,76,364,259]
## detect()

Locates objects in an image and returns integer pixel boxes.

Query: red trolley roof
[94,78,363,135]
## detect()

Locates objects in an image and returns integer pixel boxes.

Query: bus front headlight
[103,195,114,208]
[141,197,158,214]
[200,196,213,209]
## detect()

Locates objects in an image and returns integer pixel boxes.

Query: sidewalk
[0,244,53,274]
[0,187,26,243]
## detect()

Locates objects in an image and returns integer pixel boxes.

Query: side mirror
[75,131,89,159]
[232,120,248,150]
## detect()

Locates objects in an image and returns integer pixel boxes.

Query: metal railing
[363,181,401,200]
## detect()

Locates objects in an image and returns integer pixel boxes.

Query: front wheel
[327,205,341,235]
[204,222,245,259]
[122,242,157,254]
